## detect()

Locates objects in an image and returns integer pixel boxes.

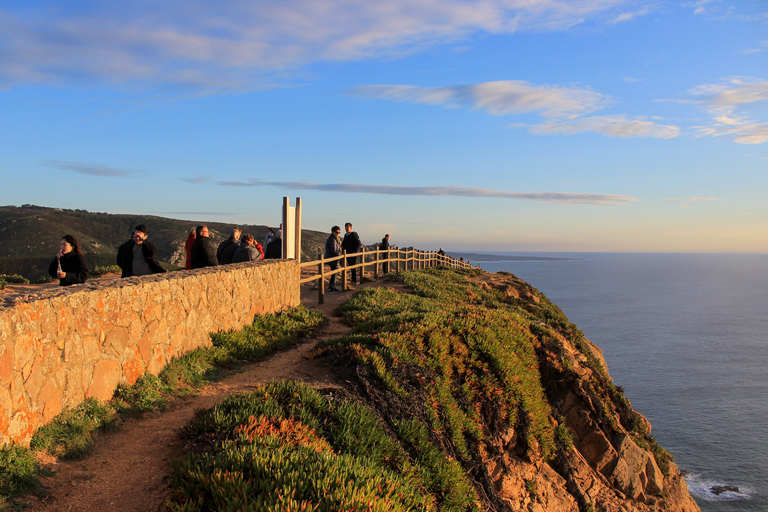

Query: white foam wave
[684,473,753,502]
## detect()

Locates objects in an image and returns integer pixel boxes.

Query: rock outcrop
[473,273,700,512]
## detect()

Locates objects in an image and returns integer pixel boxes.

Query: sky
[1,0,766,253]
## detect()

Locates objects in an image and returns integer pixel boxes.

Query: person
[263,227,276,250]
[217,227,242,265]
[341,222,362,285]
[184,229,196,270]
[116,224,166,278]
[265,231,283,259]
[232,234,262,263]
[438,248,446,256]
[190,225,218,268]
[379,234,390,274]
[48,235,89,286]
[324,226,342,291]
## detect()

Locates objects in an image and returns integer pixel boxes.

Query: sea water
[476,253,768,512]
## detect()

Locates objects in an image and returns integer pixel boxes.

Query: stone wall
[0,260,300,446]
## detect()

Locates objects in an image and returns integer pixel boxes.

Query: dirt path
[25,278,393,512]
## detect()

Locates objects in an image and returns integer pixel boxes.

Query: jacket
[191,237,218,268]
[49,252,89,286]
[116,239,166,278]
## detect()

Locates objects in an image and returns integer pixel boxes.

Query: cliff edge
[300,268,700,512]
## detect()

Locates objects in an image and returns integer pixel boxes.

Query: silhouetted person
[217,227,242,264]
[265,232,283,259]
[342,222,362,285]
[325,226,342,291]
[380,234,390,274]
[49,235,89,286]
[191,225,218,268]
[116,224,166,278]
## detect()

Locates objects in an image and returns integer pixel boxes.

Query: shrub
[91,265,121,276]
[0,445,39,498]
[0,274,30,284]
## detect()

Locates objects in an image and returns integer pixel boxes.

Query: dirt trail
[25,278,394,512]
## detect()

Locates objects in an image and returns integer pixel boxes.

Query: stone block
[87,360,121,402]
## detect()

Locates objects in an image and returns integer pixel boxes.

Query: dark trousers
[346,256,358,283]
[328,261,339,289]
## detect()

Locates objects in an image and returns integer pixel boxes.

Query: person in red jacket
[184,229,195,270]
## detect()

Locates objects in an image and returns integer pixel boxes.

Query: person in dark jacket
[324,226,342,291]
[232,234,262,263]
[216,227,242,265]
[48,234,89,286]
[380,234,390,274]
[265,233,283,259]
[190,225,218,268]
[341,222,362,285]
[116,224,167,278]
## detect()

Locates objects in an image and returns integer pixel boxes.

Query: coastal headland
[1,262,700,511]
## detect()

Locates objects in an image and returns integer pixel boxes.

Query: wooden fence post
[361,246,366,283]
[318,252,325,305]
[342,250,348,291]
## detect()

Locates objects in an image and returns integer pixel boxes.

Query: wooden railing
[299,247,475,304]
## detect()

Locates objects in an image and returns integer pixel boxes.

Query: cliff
[171,267,700,512]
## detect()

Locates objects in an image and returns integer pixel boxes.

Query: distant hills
[0,205,328,279]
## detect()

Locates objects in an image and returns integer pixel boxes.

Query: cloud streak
[351,81,679,139]
[350,81,609,119]
[215,179,636,205]
[41,160,143,177]
[0,0,628,90]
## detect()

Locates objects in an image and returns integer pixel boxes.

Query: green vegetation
[91,265,121,276]
[0,274,29,285]
[0,445,39,499]
[171,381,441,512]
[0,306,323,505]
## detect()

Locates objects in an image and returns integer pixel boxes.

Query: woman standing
[48,235,89,286]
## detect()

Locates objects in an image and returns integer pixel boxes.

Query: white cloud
[688,78,768,144]
[0,0,628,90]
[215,179,637,205]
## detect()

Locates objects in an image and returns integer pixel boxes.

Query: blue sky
[1,0,766,253]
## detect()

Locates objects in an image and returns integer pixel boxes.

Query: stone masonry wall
[0,260,300,446]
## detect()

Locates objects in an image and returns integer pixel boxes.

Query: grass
[0,305,324,505]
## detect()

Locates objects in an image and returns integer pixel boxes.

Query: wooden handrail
[299,247,475,304]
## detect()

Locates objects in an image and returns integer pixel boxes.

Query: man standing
[116,224,167,278]
[380,234,390,274]
[341,222,362,285]
[217,227,241,264]
[325,226,342,291]
[191,225,218,268]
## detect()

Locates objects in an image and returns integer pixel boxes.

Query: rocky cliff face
[474,273,699,512]
[328,269,700,512]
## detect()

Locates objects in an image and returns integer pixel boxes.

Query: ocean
[476,253,768,512]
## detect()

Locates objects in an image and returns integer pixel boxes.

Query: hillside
[0,204,328,279]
